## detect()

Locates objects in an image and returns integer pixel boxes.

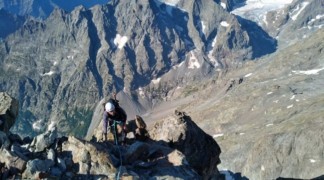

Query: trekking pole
[113,120,122,180]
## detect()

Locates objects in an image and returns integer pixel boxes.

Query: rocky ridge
[0,94,221,179]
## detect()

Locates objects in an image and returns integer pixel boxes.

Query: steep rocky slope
[145,29,324,179]
[0,0,275,137]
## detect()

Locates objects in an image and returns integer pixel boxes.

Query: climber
[102,93,127,145]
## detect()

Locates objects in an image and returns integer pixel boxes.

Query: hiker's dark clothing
[102,105,127,134]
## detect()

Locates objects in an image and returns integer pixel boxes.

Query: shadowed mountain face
[0,9,26,39]
[0,0,276,137]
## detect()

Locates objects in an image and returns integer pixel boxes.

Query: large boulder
[0,148,27,174]
[0,92,19,133]
[29,128,58,152]
[149,110,222,179]
[61,136,117,179]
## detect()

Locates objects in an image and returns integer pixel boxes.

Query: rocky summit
[0,0,323,179]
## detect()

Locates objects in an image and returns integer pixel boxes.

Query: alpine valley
[0,0,323,179]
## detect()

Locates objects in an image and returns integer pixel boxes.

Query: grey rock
[50,166,62,177]
[61,136,116,178]
[11,142,30,161]
[22,158,55,179]
[123,141,149,164]
[47,148,56,162]
[57,157,67,171]
[0,130,10,149]
[29,128,58,152]
[0,92,18,134]
[0,148,27,174]
[149,111,221,179]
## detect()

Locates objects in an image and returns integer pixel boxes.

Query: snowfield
[231,0,293,25]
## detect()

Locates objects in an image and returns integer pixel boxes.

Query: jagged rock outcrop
[0,0,276,138]
[0,92,18,133]
[149,110,222,179]
[0,97,221,179]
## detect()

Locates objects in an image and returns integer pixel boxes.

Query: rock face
[0,0,276,138]
[164,29,324,179]
[0,92,18,133]
[149,110,222,179]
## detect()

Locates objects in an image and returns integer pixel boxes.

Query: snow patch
[138,87,145,97]
[266,123,273,127]
[291,2,310,21]
[53,61,58,66]
[207,35,219,67]
[42,71,55,76]
[308,14,324,25]
[213,133,224,138]
[220,21,230,27]
[67,55,74,60]
[201,21,206,35]
[261,165,265,171]
[231,0,293,25]
[244,73,253,77]
[188,51,201,69]
[273,100,279,103]
[157,0,180,6]
[290,95,295,100]
[292,67,324,75]
[287,104,294,109]
[32,119,45,131]
[239,133,245,136]
[114,34,129,49]
[47,121,56,131]
[152,78,161,84]
[220,2,226,9]
[267,92,273,95]
[310,159,316,163]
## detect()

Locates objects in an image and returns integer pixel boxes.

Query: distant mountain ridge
[0,0,110,18]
